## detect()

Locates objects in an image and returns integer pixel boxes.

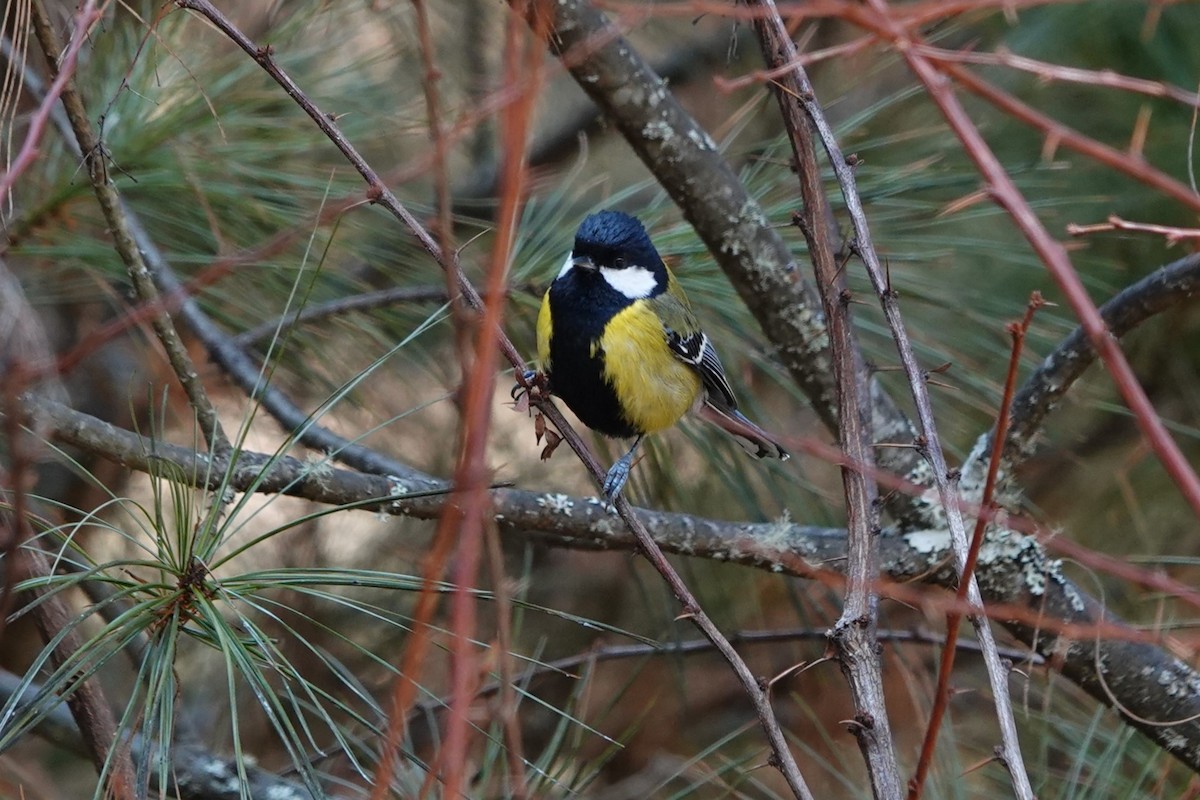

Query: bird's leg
[602,435,643,503]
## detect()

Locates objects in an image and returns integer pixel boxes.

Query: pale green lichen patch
[642,119,674,142]
[537,493,574,514]
[755,509,795,551]
[976,529,1085,611]
[903,529,950,557]
[1155,658,1200,699]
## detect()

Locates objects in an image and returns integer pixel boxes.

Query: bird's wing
[654,269,738,409]
[666,328,738,410]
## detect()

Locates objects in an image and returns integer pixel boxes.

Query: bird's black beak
[571,255,597,272]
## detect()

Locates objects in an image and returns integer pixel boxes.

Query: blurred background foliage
[2,0,1199,797]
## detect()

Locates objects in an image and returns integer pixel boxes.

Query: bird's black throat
[545,269,639,439]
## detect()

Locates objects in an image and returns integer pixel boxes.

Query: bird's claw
[511,369,549,403]
[602,453,634,505]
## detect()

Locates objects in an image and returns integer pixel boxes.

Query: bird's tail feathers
[696,401,789,460]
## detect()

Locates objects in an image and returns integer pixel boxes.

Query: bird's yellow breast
[599,300,702,434]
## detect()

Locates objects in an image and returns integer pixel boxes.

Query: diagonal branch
[938,58,1200,215]
[18,547,136,798]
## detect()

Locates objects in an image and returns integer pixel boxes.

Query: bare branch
[911,295,1044,798]
[751,5,901,796]
[915,44,1200,109]
[860,1,1200,523]
[1067,214,1200,246]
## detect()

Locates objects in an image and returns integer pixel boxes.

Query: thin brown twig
[599,0,1093,26]
[390,6,482,792]
[232,286,454,347]
[754,3,902,795]
[913,43,1200,109]
[737,3,1200,217]
[713,34,876,94]
[410,627,1046,723]
[435,6,543,797]
[1066,214,1200,246]
[909,293,1044,799]
[482,516,528,800]
[411,0,469,366]
[940,59,1200,214]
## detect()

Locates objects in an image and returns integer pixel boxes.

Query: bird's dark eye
[613,257,626,269]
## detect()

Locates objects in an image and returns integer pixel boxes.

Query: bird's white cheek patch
[600,266,657,298]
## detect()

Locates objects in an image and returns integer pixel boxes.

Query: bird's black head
[563,210,665,299]
[572,211,662,273]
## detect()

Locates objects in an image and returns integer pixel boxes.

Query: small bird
[534,210,788,501]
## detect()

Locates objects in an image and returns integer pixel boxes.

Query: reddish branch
[436,6,544,797]
[915,44,1200,109]
[938,60,1200,215]
[910,294,1044,799]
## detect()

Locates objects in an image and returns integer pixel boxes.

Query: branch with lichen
[20,390,1200,774]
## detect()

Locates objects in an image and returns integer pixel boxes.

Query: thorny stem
[996,252,1200,477]
[766,0,1035,795]
[411,0,470,364]
[938,58,1200,215]
[752,3,902,796]
[410,627,1045,721]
